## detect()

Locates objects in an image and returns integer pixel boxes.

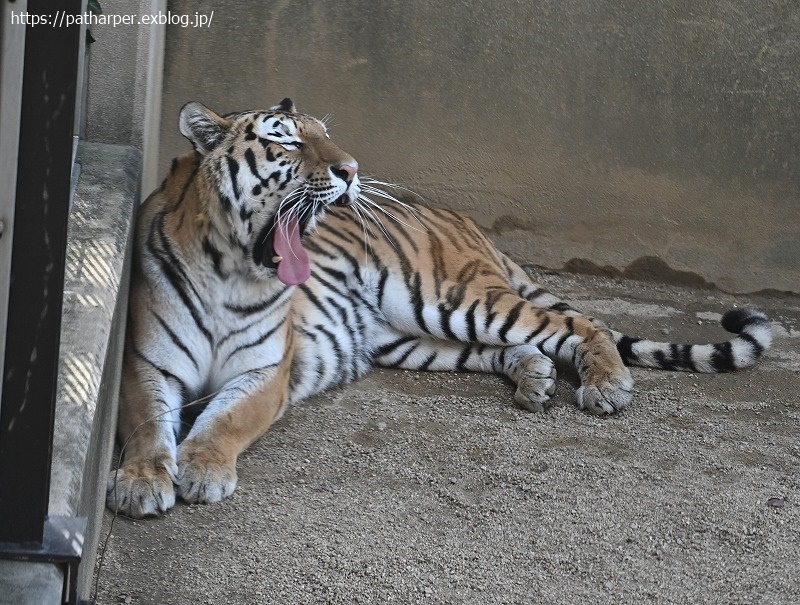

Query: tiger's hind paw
[106,458,177,518]
[576,374,634,416]
[514,355,558,412]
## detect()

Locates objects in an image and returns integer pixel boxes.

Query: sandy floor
[93,269,800,605]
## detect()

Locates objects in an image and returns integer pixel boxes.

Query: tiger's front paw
[176,444,238,505]
[576,370,634,415]
[106,457,177,518]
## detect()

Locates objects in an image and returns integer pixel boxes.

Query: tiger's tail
[613,308,772,373]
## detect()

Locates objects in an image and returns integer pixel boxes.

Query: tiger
[107,98,773,518]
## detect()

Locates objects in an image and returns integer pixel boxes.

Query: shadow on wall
[157,0,800,294]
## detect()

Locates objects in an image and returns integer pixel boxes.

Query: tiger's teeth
[272,255,283,264]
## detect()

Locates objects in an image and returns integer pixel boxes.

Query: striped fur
[108,101,772,518]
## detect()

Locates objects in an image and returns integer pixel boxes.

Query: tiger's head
[179,98,360,285]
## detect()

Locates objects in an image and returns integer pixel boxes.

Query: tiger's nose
[332,161,358,184]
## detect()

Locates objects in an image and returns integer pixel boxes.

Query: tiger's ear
[179,102,232,155]
[271,98,296,113]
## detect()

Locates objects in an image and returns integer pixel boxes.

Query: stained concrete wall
[159,0,800,294]
[84,0,165,196]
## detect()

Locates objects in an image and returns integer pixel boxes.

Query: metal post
[0,0,83,547]
[0,0,27,416]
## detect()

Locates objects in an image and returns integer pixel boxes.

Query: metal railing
[0,1,89,603]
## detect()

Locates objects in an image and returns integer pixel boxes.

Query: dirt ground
[92,269,800,605]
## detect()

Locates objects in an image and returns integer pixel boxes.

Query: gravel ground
[92,270,800,605]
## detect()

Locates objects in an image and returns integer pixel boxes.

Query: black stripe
[455,345,472,371]
[392,342,420,368]
[438,283,467,340]
[303,238,337,260]
[410,272,428,332]
[382,210,420,254]
[177,161,199,207]
[202,237,226,279]
[325,295,350,325]
[278,166,295,191]
[616,336,640,364]
[243,147,261,180]
[419,352,437,371]
[549,301,573,313]
[465,299,479,342]
[133,347,188,396]
[344,213,378,241]
[438,303,457,340]
[427,228,447,298]
[298,284,336,323]
[456,259,482,283]
[224,288,289,316]
[737,332,764,357]
[152,311,199,370]
[710,342,735,372]
[152,214,206,304]
[151,251,213,345]
[554,317,574,354]
[317,264,348,285]
[314,324,346,381]
[490,348,503,371]
[226,155,241,199]
[377,268,390,309]
[524,316,550,343]
[324,297,362,380]
[288,357,305,392]
[326,223,366,246]
[375,335,419,358]
[526,287,548,302]
[217,318,262,349]
[309,270,348,299]
[497,300,526,342]
[672,343,696,372]
[225,319,286,361]
[483,291,500,331]
[314,233,364,284]
[266,169,282,187]
[653,350,676,371]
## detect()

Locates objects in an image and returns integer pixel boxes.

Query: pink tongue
[274,216,311,285]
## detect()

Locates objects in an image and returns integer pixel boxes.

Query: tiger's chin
[335,179,360,206]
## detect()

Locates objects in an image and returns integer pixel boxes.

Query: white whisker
[357,194,426,234]
[350,204,374,264]
[354,199,397,246]
[360,176,424,209]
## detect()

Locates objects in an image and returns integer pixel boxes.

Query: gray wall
[159,0,800,294]
[85,0,165,196]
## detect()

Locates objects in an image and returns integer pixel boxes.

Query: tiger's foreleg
[175,357,293,506]
[109,335,294,517]
[375,334,557,411]
[107,348,184,518]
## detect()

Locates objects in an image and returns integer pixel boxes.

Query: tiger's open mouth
[254,193,350,285]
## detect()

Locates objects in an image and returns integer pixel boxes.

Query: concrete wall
[159,0,800,294]
[85,0,165,195]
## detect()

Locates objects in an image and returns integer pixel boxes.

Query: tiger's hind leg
[379,273,632,414]
[375,334,557,411]
[503,256,634,414]
[503,256,605,325]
